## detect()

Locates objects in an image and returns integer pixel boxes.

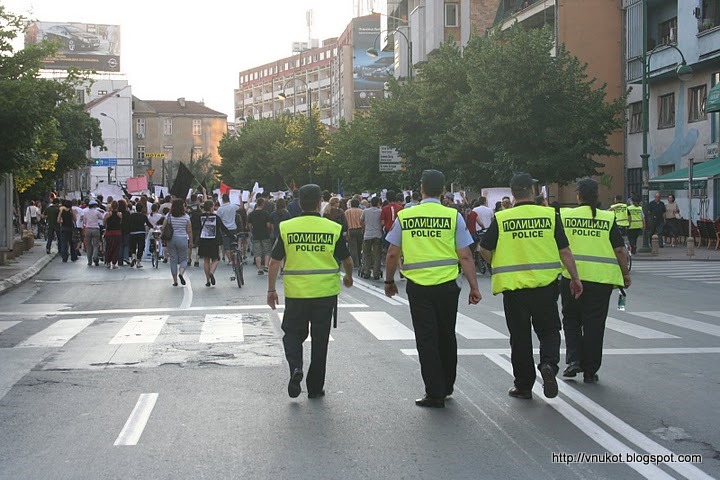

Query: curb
[633,256,720,262]
[0,251,56,295]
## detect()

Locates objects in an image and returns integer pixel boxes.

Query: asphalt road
[0,257,719,479]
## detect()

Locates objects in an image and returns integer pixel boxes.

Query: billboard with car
[24,21,121,72]
[353,18,393,109]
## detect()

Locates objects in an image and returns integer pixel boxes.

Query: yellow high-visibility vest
[610,203,630,227]
[491,205,562,294]
[561,206,623,286]
[280,215,342,299]
[397,202,459,286]
[628,205,643,230]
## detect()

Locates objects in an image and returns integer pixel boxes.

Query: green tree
[0,6,102,191]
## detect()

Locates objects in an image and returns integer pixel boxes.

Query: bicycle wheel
[627,251,632,272]
[152,244,159,268]
[234,253,243,288]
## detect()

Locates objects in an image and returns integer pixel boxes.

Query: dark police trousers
[406,279,461,398]
[560,278,613,375]
[502,283,561,390]
[281,296,335,394]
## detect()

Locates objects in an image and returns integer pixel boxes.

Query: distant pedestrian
[57,200,78,263]
[647,193,666,247]
[24,200,40,238]
[664,194,681,247]
[626,196,645,254]
[198,200,229,287]
[83,200,104,266]
[103,201,123,269]
[384,170,482,408]
[344,198,364,268]
[129,204,153,268]
[360,197,383,279]
[43,198,61,253]
[162,199,193,286]
[247,197,272,275]
[287,189,302,218]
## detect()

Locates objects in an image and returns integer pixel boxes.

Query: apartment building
[625,0,720,220]
[234,39,338,128]
[132,97,228,187]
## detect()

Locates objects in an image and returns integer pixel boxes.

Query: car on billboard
[358,56,394,81]
[43,25,100,51]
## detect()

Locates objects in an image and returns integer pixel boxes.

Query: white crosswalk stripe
[17,318,97,348]
[632,262,720,284]
[630,312,720,337]
[605,317,679,339]
[0,321,20,333]
[199,314,244,343]
[109,315,169,345]
[351,311,415,340]
[456,313,507,339]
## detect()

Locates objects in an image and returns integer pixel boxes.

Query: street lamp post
[367,28,413,80]
[100,112,119,184]
[639,0,692,252]
[279,78,314,184]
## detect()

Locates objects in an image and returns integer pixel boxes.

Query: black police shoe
[308,390,325,399]
[539,364,558,398]
[288,368,303,398]
[563,362,582,378]
[583,373,599,383]
[508,387,532,399]
[415,395,445,408]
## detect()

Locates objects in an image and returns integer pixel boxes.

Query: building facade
[132,97,228,187]
[624,0,720,220]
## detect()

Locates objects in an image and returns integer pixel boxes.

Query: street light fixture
[639,0,692,252]
[367,28,413,80]
[278,77,315,183]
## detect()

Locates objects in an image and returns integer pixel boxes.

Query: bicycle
[150,228,162,268]
[624,237,633,272]
[473,232,492,276]
[229,232,247,288]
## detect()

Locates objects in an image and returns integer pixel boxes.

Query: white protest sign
[242,191,250,202]
[229,189,242,205]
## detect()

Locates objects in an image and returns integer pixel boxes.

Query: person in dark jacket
[128,203,154,268]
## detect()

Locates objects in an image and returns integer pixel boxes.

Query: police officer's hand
[570,278,583,299]
[267,291,279,310]
[623,273,632,288]
[384,281,398,297]
[468,287,482,305]
[343,274,353,288]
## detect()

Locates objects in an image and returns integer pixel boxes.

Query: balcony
[495,0,556,31]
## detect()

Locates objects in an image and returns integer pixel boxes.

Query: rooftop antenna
[306,9,313,44]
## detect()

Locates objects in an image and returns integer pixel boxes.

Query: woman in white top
[664,194,681,246]
[24,201,41,238]
[162,199,193,287]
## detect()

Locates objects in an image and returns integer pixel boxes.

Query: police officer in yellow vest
[384,170,482,408]
[267,184,354,399]
[561,179,631,383]
[626,195,645,255]
[608,194,631,235]
[479,173,583,400]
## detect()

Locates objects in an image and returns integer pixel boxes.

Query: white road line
[631,312,720,337]
[705,281,720,284]
[456,313,507,339]
[180,275,193,309]
[16,318,96,348]
[698,311,720,318]
[351,311,415,340]
[114,393,159,446]
[664,274,720,279]
[352,279,402,306]
[401,347,720,356]
[605,317,679,339]
[0,321,20,333]
[199,314,244,343]
[0,303,368,317]
[485,354,701,480]
[109,315,169,345]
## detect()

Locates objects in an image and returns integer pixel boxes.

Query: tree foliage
[0,6,103,192]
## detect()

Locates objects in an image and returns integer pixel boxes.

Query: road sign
[91,158,118,167]
[146,169,156,177]
[379,146,405,172]
[145,153,166,159]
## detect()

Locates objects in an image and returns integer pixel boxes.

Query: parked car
[43,25,100,51]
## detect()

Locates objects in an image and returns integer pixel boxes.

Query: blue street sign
[91,158,118,167]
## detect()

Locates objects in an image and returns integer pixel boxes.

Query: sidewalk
[634,241,720,261]
[0,243,57,295]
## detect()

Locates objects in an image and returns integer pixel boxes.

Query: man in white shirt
[216,193,240,263]
[472,196,495,232]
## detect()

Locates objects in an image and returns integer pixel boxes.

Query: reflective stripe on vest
[397,202,458,286]
[610,203,630,227]
[279,216,342,299]
[491,205,562,294]
[561,206,623,286]
[628,205,643,229]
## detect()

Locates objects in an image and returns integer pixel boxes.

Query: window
[659,164,676,175]
[629,102,643,134]
[136,118,146,136]
[192,119,202,136]
[658,17,677,46]
[689,85,707,122]
[163,118,173,135]
[98,90,108,95]
[627,167,642,198]
[192,147,202,161]
[136,146,146,160]
[163,146,173,161]
[701,0,720,31]
[658,93,675,129]
[445,3,459,27]
[75,89,85,103]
